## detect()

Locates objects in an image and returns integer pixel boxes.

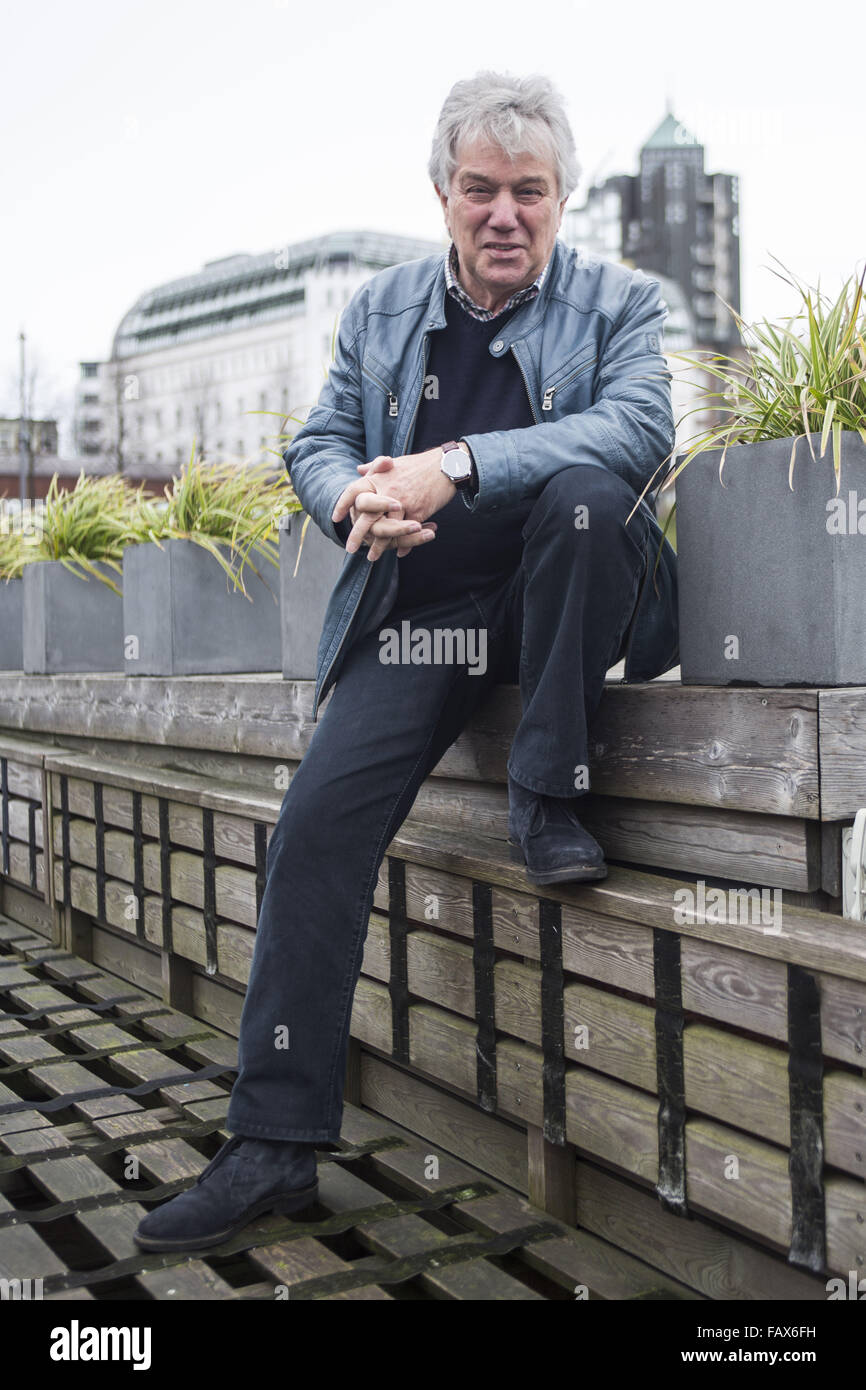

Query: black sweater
[391,293,535,614]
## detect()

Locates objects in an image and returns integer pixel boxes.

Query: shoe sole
[132,1179,319,1253]
[507,838,608,885]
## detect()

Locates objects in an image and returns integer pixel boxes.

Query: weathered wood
[8,798,43,848]
[320,1161,538,1299]
[388,823,866,983]
[0,675,828,817]
[574,1161,826,1300]
[0,882,55,939]
[816,688,866,819]
[360,1052,527,1194]
[527,1124,576,1226]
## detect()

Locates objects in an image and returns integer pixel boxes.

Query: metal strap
[28,800,37,889]
[201,806,218,975]
[0,1128,407,1179]
[539,896,566,1145]
[653,927,689,1217]
[0,1003,171,1039]
[0,1061,236,1116]
[0,991,152,1023]
[59,773,71,906]
[254,820,268,917]
[472,880,497,1113]
[388,856,410,1065]
[39,1180,498,1296]
[132,789,145,940]
[158,796,173,953]
[93,781,106,922]
[787,964,826,1273]
[0,756,8,877]
[276,1221,561,1300]
[0,1029,216,1078]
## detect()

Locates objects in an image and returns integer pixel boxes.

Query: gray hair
[428,71,581,201]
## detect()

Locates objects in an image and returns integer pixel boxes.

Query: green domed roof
[642,112,700,150]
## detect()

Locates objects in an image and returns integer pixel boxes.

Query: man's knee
[524,465,642,544]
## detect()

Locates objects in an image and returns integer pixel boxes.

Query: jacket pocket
[361,356,400,419]
[540,348,597,412]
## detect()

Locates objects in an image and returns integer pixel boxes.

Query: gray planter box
[280,512,346,680]
[676,430,866,685]
[23,560,124,673]
[0,578,23,670]
[123,538,281,675]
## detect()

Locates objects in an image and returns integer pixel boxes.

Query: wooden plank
[816,688,866,819]
[819,971,866,1066]
[340,1100,698,1300]
[452,1189,699,1300]
[248,1229,394,1300]
[682,937,788,1042]
[429,683,821,816]
[359,1052,527,1195]
[387,823,866,983]
[4,676,822,817]
[527,1124,576,1226]
[685,1119,790,1249]
[574,1160,827,1300]
[8,799,43,847]
[1,1124,146,1271]
[0,1191,68,1280]
[318,1162,540,1299]
[825,1175,866,1276]
[4,761,43,799]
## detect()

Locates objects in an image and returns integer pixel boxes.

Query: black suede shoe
[132,1135,318,1253]
[507,773,607,885]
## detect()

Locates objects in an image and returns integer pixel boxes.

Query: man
[134,71,678,1253]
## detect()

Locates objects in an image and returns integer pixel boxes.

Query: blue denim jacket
[284,236,679,718]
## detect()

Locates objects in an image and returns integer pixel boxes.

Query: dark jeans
[226,464,649,1142]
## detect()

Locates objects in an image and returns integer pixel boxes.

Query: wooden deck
[0,671,864,1300]
[0,917,697,1301]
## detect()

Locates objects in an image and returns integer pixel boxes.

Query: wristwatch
[440,439,475,491]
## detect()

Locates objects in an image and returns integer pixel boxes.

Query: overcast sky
[2,0,864,433]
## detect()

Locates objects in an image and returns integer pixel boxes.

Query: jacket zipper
[361,361,399,416]
[541,354,597,410]
[316,338,429,713]
[512,347,540,423]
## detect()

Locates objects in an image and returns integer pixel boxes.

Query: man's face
[436,135,566,313]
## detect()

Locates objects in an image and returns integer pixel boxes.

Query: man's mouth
[485,243,523,254]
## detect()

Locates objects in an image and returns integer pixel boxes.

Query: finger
[356,455,394,474]
[368,516,423,539]
[352,489,403,515]
[393,525,438,557]
[332,477,394,522]
[369,522,436,562]
[346,507,383,553]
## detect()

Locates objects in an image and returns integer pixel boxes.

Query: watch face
[442,446,472,482]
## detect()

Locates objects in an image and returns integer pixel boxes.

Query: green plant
[628,259,866,578]
[0,473,157,595]
[148,445,301,598]
[648,259,866,508]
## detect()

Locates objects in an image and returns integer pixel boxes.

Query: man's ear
[434,182,451,233]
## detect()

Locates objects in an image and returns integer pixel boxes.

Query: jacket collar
[424,237,564,340]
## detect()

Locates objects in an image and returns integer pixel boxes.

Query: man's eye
[519,189,543,198]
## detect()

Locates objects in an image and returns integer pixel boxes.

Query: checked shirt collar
[444,242,549,321]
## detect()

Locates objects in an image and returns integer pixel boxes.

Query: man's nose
[487,192,520,226]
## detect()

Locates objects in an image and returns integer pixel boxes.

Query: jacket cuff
[457,430,518,512]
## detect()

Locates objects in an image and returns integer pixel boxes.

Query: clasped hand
[330,447,457,562]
